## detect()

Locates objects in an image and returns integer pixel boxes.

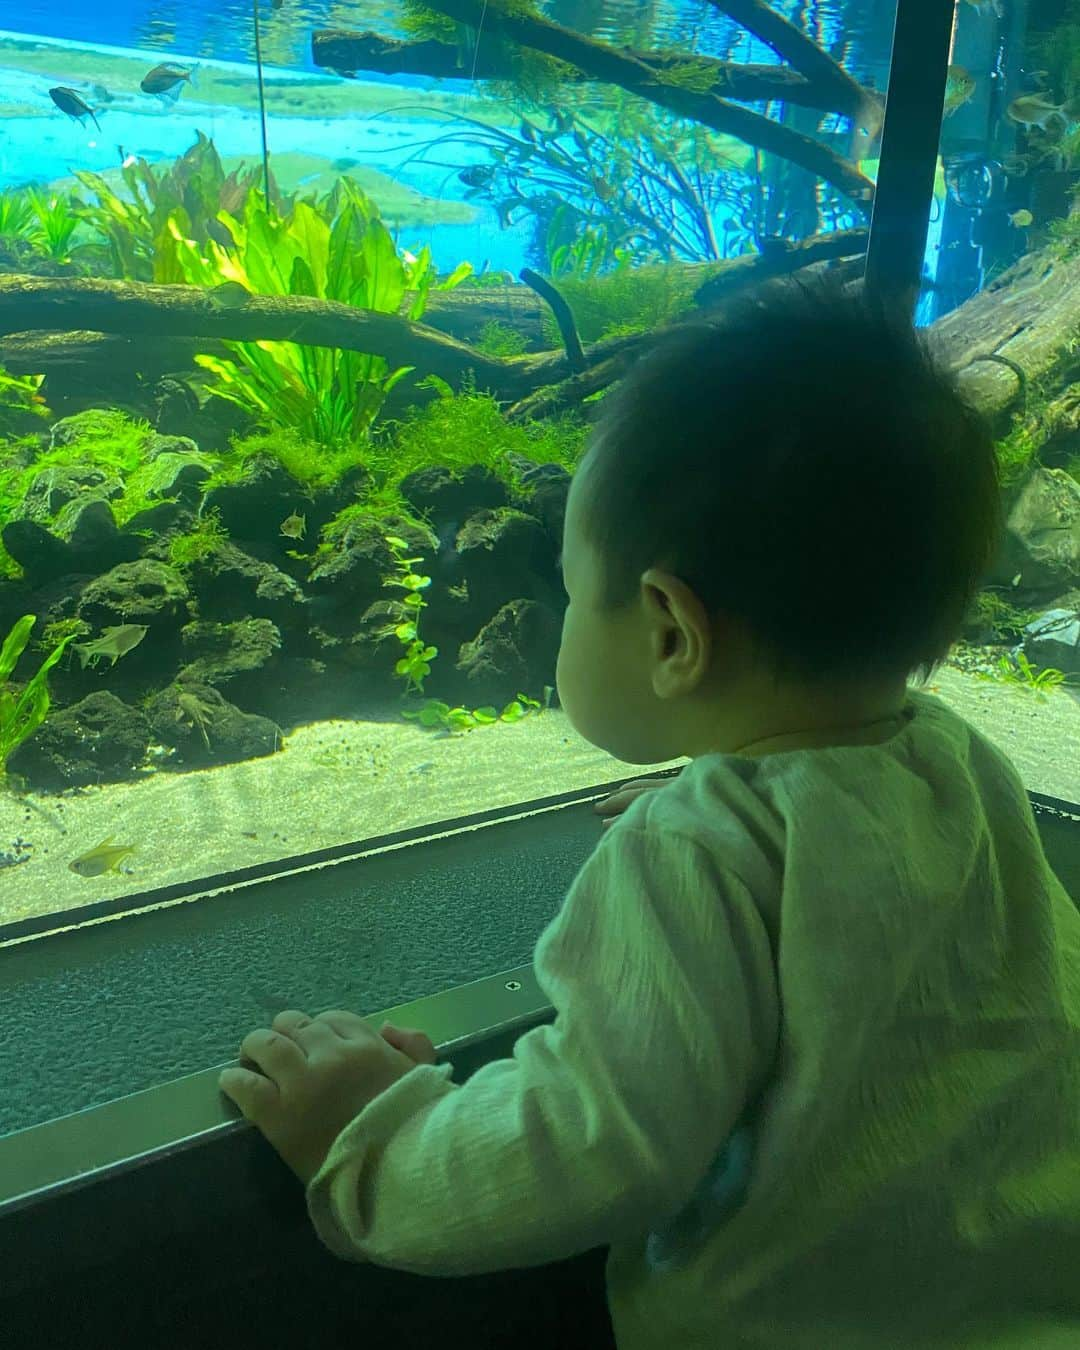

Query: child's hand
[594,774,678,828]
[379,1021,438,1065]
[219,1008,426,1186]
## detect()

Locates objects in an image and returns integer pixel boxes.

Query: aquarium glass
[1,0,1075,930]
[913,0,1080,806]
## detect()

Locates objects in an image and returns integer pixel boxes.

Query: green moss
[965,590,1042,643]
[167,508,229,570]
[544,265,700,345]
[475,320,529,357]
[374,390,586,488]
[209,428,369,492]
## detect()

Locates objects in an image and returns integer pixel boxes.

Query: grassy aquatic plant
[475,320,529,357]
[375,387,585,487]
[157,180,470,446]
[977,650,1071,696]
[207,428,366,493]
[540,260,701,344]
[1,615,77,783]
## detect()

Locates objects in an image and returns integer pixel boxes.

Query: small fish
[1007,95,1068,129]
[49,86,101,132]
[208,280,251,308]
[1008,208,1034,228]
[943,65,976,116]
[72,624,149,670]
[89,83,115,106]
[205,216,237,251]
[280,511,307,540]
[117,144,137,169]
[140,63,195,98]
[69,836,135,878]
[458,164,495,189]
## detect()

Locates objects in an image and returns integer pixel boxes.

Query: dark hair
[578,279,1003,685]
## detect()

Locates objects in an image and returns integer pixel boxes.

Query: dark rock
[7,690,151,790]
[1,518,75,581]
[177,618,283,688]
[183,540,306,628]
[988,466,1080,593]
[145,681,282,768]
[151,378,200,434]
[228,655,355,727]
[202,455,304,542]
[1023,608,1080,674]
[20,463,124,521]
[523,472,571,545]
[54,497,142,572]
[455,507,561,619]
[124,501,193,537]
[398,464,508,531]
[455,598,562,705]
[308,515,435,608]
[77,559,191,631]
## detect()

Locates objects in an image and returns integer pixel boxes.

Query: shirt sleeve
[305,821,779,1275]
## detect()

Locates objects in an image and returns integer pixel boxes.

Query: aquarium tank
[0,0,1078,929]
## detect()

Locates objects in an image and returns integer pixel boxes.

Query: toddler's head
[554,279,1003,764]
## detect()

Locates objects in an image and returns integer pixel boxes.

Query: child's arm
[306,826,779,1275]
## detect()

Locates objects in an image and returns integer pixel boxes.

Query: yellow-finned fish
[280,511,307,540]
[944,65,976,117]
[68,837,136,878]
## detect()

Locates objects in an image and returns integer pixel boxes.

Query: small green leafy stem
[381,534,553,735]
[976,650,1071,698]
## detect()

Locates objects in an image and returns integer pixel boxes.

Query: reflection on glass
[0,0,1075,929]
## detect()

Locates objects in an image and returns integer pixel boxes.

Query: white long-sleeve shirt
[306,688,1080,1347]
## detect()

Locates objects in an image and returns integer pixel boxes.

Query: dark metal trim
[0,961,550,1218]
[865,0,957,315]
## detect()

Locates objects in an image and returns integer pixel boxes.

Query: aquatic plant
[0,367,49,428]
[22,189,83,262]
[976,650,1070,697]
[475,320,530,358]
[418,100,754,266]
[156,180,470,446]
[0,615,77,783]
[72,133,273,282]
[379,533,551,734]
[206,428,366,493]
[166,508,230,571]
[539,261,701,344]
[374,386,584,487]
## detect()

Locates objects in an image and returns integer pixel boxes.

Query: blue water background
[0,0,898,273]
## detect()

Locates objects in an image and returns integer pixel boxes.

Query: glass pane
[2,0,904,925]
[917,0,1080,805]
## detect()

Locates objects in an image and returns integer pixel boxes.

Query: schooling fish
[943,65,976,116]
[68,836,136,878]
[140,63,195,99]
[280,511,307,540]
[209,280,252,308]
[1007,95,1069,129]
[49,86,101,132]
[458,164,495,189]
[72,623,149,670]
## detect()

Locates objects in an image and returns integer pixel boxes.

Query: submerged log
[927,248,1080,426]
[311,29,871,120]
[366,0,874,205]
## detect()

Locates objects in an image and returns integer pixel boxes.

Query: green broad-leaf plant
[156,180,470,446]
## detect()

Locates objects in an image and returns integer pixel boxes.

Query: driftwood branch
[704,0,882,140]
[0,231,872,407]
[341,0,873,205]
[927,248,1080,426]
[519,268,586,373]
[311,30,872,120]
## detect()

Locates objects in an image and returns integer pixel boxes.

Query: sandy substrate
[2,664,1078,927]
